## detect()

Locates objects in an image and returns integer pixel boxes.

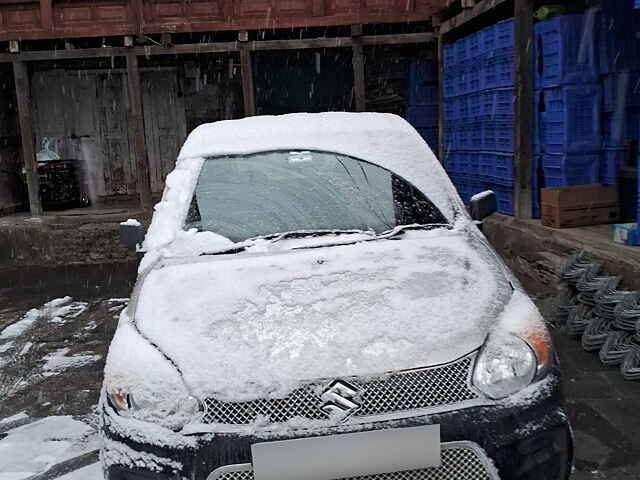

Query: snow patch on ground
[42,348,101,376]
[0,297,88,340]
[0,310,40,340]
[0,412,28,424]
[0,416,98,480]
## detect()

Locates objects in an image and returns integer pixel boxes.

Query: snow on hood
[142,113,467,253]
[133,229,511,401]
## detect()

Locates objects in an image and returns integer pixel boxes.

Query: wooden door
[142,70,187,193]
[96,73,135,195]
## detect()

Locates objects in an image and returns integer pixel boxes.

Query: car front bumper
[102,369,573,480]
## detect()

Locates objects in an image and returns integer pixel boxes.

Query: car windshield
[185,150,447,242]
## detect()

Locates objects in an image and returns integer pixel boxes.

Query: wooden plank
[239,40,256,116]
[39,0,52,30]
[12,61,42,216]
[439,0,511,35]
[513,0,532,219]
[0,32,434,63]
[351,24,366,112]
[126,52,153,218]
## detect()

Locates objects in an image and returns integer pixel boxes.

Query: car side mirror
[119,220,145,249]
[470,190,497,222]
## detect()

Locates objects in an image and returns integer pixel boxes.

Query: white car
[101,112,572,480]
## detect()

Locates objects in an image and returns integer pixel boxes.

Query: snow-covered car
[101,113,573,480]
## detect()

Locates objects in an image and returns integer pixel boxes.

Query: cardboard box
[541,184,620,228]
[612,223,640,245]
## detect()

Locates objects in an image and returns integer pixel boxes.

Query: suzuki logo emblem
[320,379,361,420]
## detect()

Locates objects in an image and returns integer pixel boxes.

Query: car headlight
[473,333,537,399]
[473,291,553,400]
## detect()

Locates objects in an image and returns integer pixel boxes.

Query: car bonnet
[132,228,512,402]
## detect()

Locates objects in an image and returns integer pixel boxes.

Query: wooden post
[351,24,366,112]
[13,61,42,216]
[437,34,445,164]
[239,31,256,117]
[126,51,153,218]
[513,0,533,219]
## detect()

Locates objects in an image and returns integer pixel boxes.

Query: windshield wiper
[377,223,452,239]
[252,229,376,244]
[199,245,247,256]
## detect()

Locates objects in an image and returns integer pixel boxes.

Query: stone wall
[0,218,137,270]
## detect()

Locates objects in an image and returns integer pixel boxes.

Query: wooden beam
[351,25,366,112]
[0,33,435,63]
[440,0,511,35]
[12,61,42,216]
[125,52,153,218]
[39,0,52,30]
[239,32,255,117]
[513,0,533,219]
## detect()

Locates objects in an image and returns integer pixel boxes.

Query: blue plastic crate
[449,173,471,203]
[416,127,438,150]
[468,92,482,118]
[407,61,438,106]
[602,110,627,147]
[482,120,514,152]
[460,60,483,95]
[456,123,473,150]
[467,31,482,60]
[599,1,638,74]
[444,125,455,149]
[444,43,456,68]
[601,72,640,113]
[444,99,455,124]
[626,107,640,142]
[443,68,460,98]
[479,151,513,184]
[534,90,543,153]
[534,14,599,88]
[482,18,514,55]
[481,88,514,118]
[451,151,480,176]
[482,54,514,90]
[455,37,468,65]
[542,153,601,187]
[493,184,514,215]
[406,105,438,128]
[539,84,602,154]
[601,147,626,184]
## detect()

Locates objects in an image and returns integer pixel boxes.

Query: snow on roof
[143,113,467,252]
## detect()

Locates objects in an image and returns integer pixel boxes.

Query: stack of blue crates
[405,61,439,149]
[533,14,602,190]
[443,18,517,215]
[599,0,640,215]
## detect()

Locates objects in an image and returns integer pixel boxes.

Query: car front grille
[201,354,478,425]
[208,443,498,480]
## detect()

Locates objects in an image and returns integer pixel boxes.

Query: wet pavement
[0,263,639,479]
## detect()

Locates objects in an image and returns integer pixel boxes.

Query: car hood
[133,229,512,401]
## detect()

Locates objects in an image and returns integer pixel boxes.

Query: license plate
[251,425,440,480]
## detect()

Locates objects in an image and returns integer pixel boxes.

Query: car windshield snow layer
[185,150,447,242]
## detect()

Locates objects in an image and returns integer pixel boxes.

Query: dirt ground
[0,261,639,479]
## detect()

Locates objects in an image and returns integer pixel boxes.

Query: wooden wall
[0,0,445,42]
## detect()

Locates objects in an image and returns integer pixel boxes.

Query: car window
[185,150,447,242]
